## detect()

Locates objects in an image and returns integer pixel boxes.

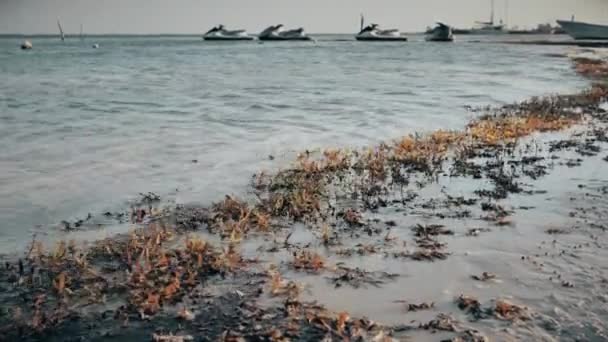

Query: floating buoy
[92,43,99,49]
[20,40,32,50]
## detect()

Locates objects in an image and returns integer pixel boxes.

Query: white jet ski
[203,25,254,41]
[355,16,407,41]
[425,22,454,42]
[21,40,33,50]
[356,24,408,41]
[258,25,311,41]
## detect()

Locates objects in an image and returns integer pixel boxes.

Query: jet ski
[258,24,312,41]
[356,24,408,41]
[203,25,254,41]
[20,40,33,50]
[425,22,454,42]
[356,15,407,42]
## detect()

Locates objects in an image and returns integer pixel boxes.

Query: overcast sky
[1,0,607,34]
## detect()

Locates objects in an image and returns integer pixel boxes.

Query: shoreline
[1,55,608,341]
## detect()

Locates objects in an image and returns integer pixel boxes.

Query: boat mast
[57,19,65,41]
[360,14,364,31]
[504,0,509,28]
[80,24,84,41]
[490,0,495,25]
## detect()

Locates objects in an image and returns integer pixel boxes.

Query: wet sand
[1,54,608,342]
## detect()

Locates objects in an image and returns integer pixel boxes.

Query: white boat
[469,0,505,34]
[203,25,253,41]
[425,22,454,42]
[470,21,505,34]
[356,15,407,41]
[21,40,33,50]
[258,25,311,41]
[57,19,65,41]
[556,20,608,40]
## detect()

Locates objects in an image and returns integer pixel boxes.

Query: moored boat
[355,15,407,41]
[425,22,454,42]
[258,25,311,41]
[556,20,608,40]
[20,40,33,50]
[469,0,506,34]
[203,25,254,40]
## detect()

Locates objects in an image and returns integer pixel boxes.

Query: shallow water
[0,35,587,253]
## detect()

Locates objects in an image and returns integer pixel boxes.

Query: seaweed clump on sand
[0,223,253,340]
[573,57,608,79]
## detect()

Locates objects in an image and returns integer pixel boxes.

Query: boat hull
[203,36,254,41]
[258,36,311,41]
[355,36,408,41]
[468,29,505,35]
[425,25,453,42]
[557,20,608,40]
[425,37,453,42]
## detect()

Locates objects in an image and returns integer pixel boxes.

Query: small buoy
[20,40,32,50]
[92,43,99,49]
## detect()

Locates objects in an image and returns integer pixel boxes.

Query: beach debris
[492,299,529,321]
[177,307,195,321]
[561,280,575,288]
[291,250,326,272]
[573,57,608,78]
[471,272,497,282]
[268,271,301,298]
[139,192,161,204]
[152,333,194,342]
[393,300,435,312]
[413,223,454,237]
[445,329,489,342]
[545,228,569,235]
[341,208,364,227]
[329,265,398,288]
[466,228,491,236]
[455,295,483,318]
[408,249,450,261]
[420,313,458,332]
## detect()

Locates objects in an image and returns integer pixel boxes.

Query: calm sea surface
[0,34,587,251]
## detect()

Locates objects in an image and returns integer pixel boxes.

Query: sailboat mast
[80,24,83,40]
[57,19,65,41]
[360,14,364,31]
[490,0,495,25]
[504,0,509,27]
